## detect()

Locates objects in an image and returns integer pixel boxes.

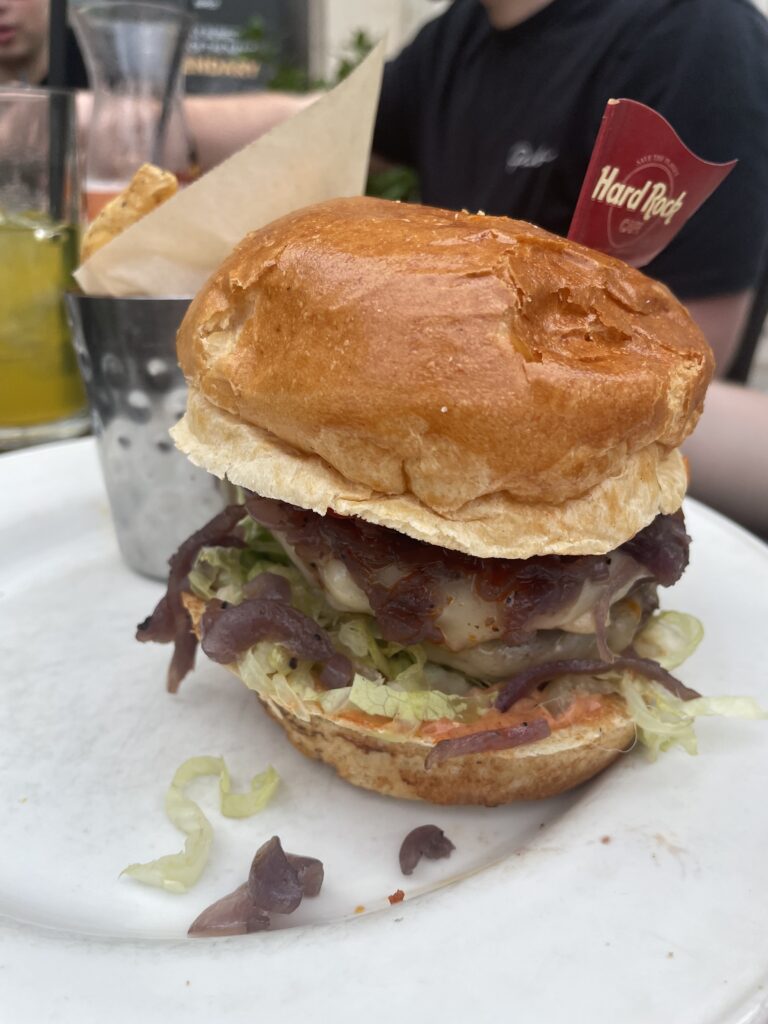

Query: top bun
[174,197,713,558]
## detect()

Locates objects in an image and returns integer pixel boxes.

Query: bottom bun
[260,696,635,805]
[183,594,635,806]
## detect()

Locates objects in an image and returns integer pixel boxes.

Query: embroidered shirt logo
[506,141,558,172]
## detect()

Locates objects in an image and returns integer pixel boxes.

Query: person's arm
[683,380,768,538]
[684,291,753,376]
[75,89,317,174]
[185,92,320,172]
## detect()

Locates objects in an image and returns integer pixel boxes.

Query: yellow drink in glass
[0,212,86,429]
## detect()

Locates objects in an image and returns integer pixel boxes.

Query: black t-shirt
[374,0,768,298]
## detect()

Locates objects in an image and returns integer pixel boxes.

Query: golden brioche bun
[173,386,686,559]
[182,594,635,805]
[264,696,635,805]
[174,197,712,555]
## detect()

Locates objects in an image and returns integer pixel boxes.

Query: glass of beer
[0,88,89,450]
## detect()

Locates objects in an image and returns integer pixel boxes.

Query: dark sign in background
[184,0,310,94]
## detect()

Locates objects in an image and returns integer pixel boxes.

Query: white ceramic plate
[1,438,767,1024]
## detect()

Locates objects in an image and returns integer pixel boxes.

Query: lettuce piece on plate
[121,756,280,893]
[617,677,767,760]
[219,761,279,819]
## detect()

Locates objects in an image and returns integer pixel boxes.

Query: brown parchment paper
[74,42,385,297]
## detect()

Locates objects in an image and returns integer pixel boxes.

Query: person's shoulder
[673,0,768,76]
[697,0,768,29]
[606,0,768,83]
[621,0,768,39]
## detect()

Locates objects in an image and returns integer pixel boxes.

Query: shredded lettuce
[237,515,289,556]
[236,630,473,728]
[188,518,290,603]
[348,675,467,725]
[219,762,280,818]
[189,532,332,624]
[236,643,472,728]
[633,611,704,669]
[121,756,280,893]
[187,546,254,603]
[336,617,370,659]
[238,644,317,721]
[617,677,767,760]
[336,616,392,675]
[191,526,764,759]
[615,611,766,759]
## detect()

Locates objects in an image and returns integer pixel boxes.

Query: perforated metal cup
[66,294,228,580]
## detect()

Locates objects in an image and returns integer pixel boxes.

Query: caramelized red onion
[424,718,552,769]
[242,571,292,602]
[188,837,324,938]
[136,505,246,692]
[286,853,325,898]
[187,883,270,937]
[244,496,689,651]
[494,655,700,713]
[319,652,357,689]
[399,825,455,875]
[621,511,690,587]
[138,499,691,701]
[245,835,305,914]
[200,595,353,687]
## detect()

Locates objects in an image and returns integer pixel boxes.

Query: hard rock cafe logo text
[591,165,686,227]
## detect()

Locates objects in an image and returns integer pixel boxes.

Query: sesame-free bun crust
[264,696,635,805]
[183,594,635,805]
[173,387,686,558]
[175,197,711,552]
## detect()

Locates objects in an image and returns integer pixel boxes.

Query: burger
[138,196,717,806]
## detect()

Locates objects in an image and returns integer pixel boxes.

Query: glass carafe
[72,1,197,222]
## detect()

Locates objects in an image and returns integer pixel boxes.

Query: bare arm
[76,90,317,174]
[683,380,768,538]
[684,291,753,377]
[185,92,320,172]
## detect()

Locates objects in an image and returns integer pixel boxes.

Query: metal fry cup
[65,294,229,580]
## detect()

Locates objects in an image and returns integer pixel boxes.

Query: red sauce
[332,693,608,741]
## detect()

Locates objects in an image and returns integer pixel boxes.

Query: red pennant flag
[568,98,736,267]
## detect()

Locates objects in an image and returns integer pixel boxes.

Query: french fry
[80,163,178,261]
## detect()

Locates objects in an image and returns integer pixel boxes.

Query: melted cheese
[277,536,372,614]
[318,557,371,614]
[276,530,647,663]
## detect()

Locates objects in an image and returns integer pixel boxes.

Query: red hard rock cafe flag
[568,98,736,267]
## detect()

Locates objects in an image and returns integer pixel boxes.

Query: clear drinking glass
[0,87,88,450]
[72,2,197,222]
